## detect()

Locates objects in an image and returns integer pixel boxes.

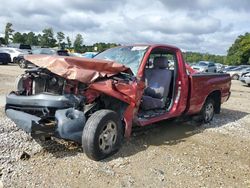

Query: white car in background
[215,63,225,73]
[191,61,217,73]
[240,72,250,86]
[0,48,25,63]
[228,66,250,80]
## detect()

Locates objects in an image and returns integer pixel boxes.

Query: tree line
[183,52,225,64]
[183,33,250,65]
[0,23,118,53]
[226,32,250,65]
[0,23,249,65]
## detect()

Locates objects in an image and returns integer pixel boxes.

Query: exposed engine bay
[15,68,87,97]
[5,68,130,143]
[6,68,91,143]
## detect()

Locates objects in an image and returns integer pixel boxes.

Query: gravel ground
[0,65,250,187]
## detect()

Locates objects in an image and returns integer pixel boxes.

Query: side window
[147,53,176,70]
[209,63,214,67]
[41,49,55,55]
[32,49,41,54]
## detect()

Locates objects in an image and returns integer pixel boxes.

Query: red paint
[26,44,231,138]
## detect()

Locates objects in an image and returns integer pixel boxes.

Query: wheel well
[207,90,221,114]
[232,74,239,79]
[98,95,128,135]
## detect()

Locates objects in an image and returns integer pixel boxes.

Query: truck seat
[141,56,172,110]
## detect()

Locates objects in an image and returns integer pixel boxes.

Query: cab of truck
[134,45,230,127]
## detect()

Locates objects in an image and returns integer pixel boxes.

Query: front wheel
[82,110,123,161]
[19,59,28,69]
[201,98,215,123]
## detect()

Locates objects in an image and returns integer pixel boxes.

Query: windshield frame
[94,45,149,75]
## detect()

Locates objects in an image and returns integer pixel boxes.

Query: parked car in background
[227,66,250,80]
[0,47,28,63]
[240,72,250,86]
[17,48,70,68]
[82,52,98,58]
[31,48,69,56]
[0,52,11,65]
[223,65,238,73]
[70,52,99,58]
[215,63,225,73]
[7,43,32,53]
[191,61,217,73]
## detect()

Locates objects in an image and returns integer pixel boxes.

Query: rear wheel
[82,110,123,161]
[232,74,239,80]
[201,98,215,123]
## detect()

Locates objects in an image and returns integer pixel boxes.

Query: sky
[0,0,250,55]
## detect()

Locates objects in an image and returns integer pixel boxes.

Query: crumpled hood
[24,55,133,83]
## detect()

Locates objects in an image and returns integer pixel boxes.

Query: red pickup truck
[5,44,231,160]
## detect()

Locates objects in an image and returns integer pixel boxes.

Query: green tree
[40,28,56,47]
[57,31,65,48]
[0,37,6,45]
[92,42,119,52]
[12,32,25,44]
[4,22,14,44]
[66,36,72,49]
[37,34,42,45]
[226,32,250,65]
[73,34,83,52]
[26,32,39,46]
[183,52,225,64]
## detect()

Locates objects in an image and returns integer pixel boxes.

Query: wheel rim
[205,103,214,122]
[233,75,239,80]
[99,121,117,153]
[20,60,26,68]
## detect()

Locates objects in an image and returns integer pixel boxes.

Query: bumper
[6,93,82,108]
[5,93,85,143]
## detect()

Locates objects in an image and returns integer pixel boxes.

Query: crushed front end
[5,68,88,143]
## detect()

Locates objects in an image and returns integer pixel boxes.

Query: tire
[82,109,123,161]
[19,59,28,69]
[232,74,239,80]
[201,98,215,123]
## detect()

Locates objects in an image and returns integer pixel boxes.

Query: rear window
[20,44,31,50]
[57,50,69,56]
[198,61,208,66]
[208,63,215,67]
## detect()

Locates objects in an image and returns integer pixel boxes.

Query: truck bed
[186,73,231,115]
